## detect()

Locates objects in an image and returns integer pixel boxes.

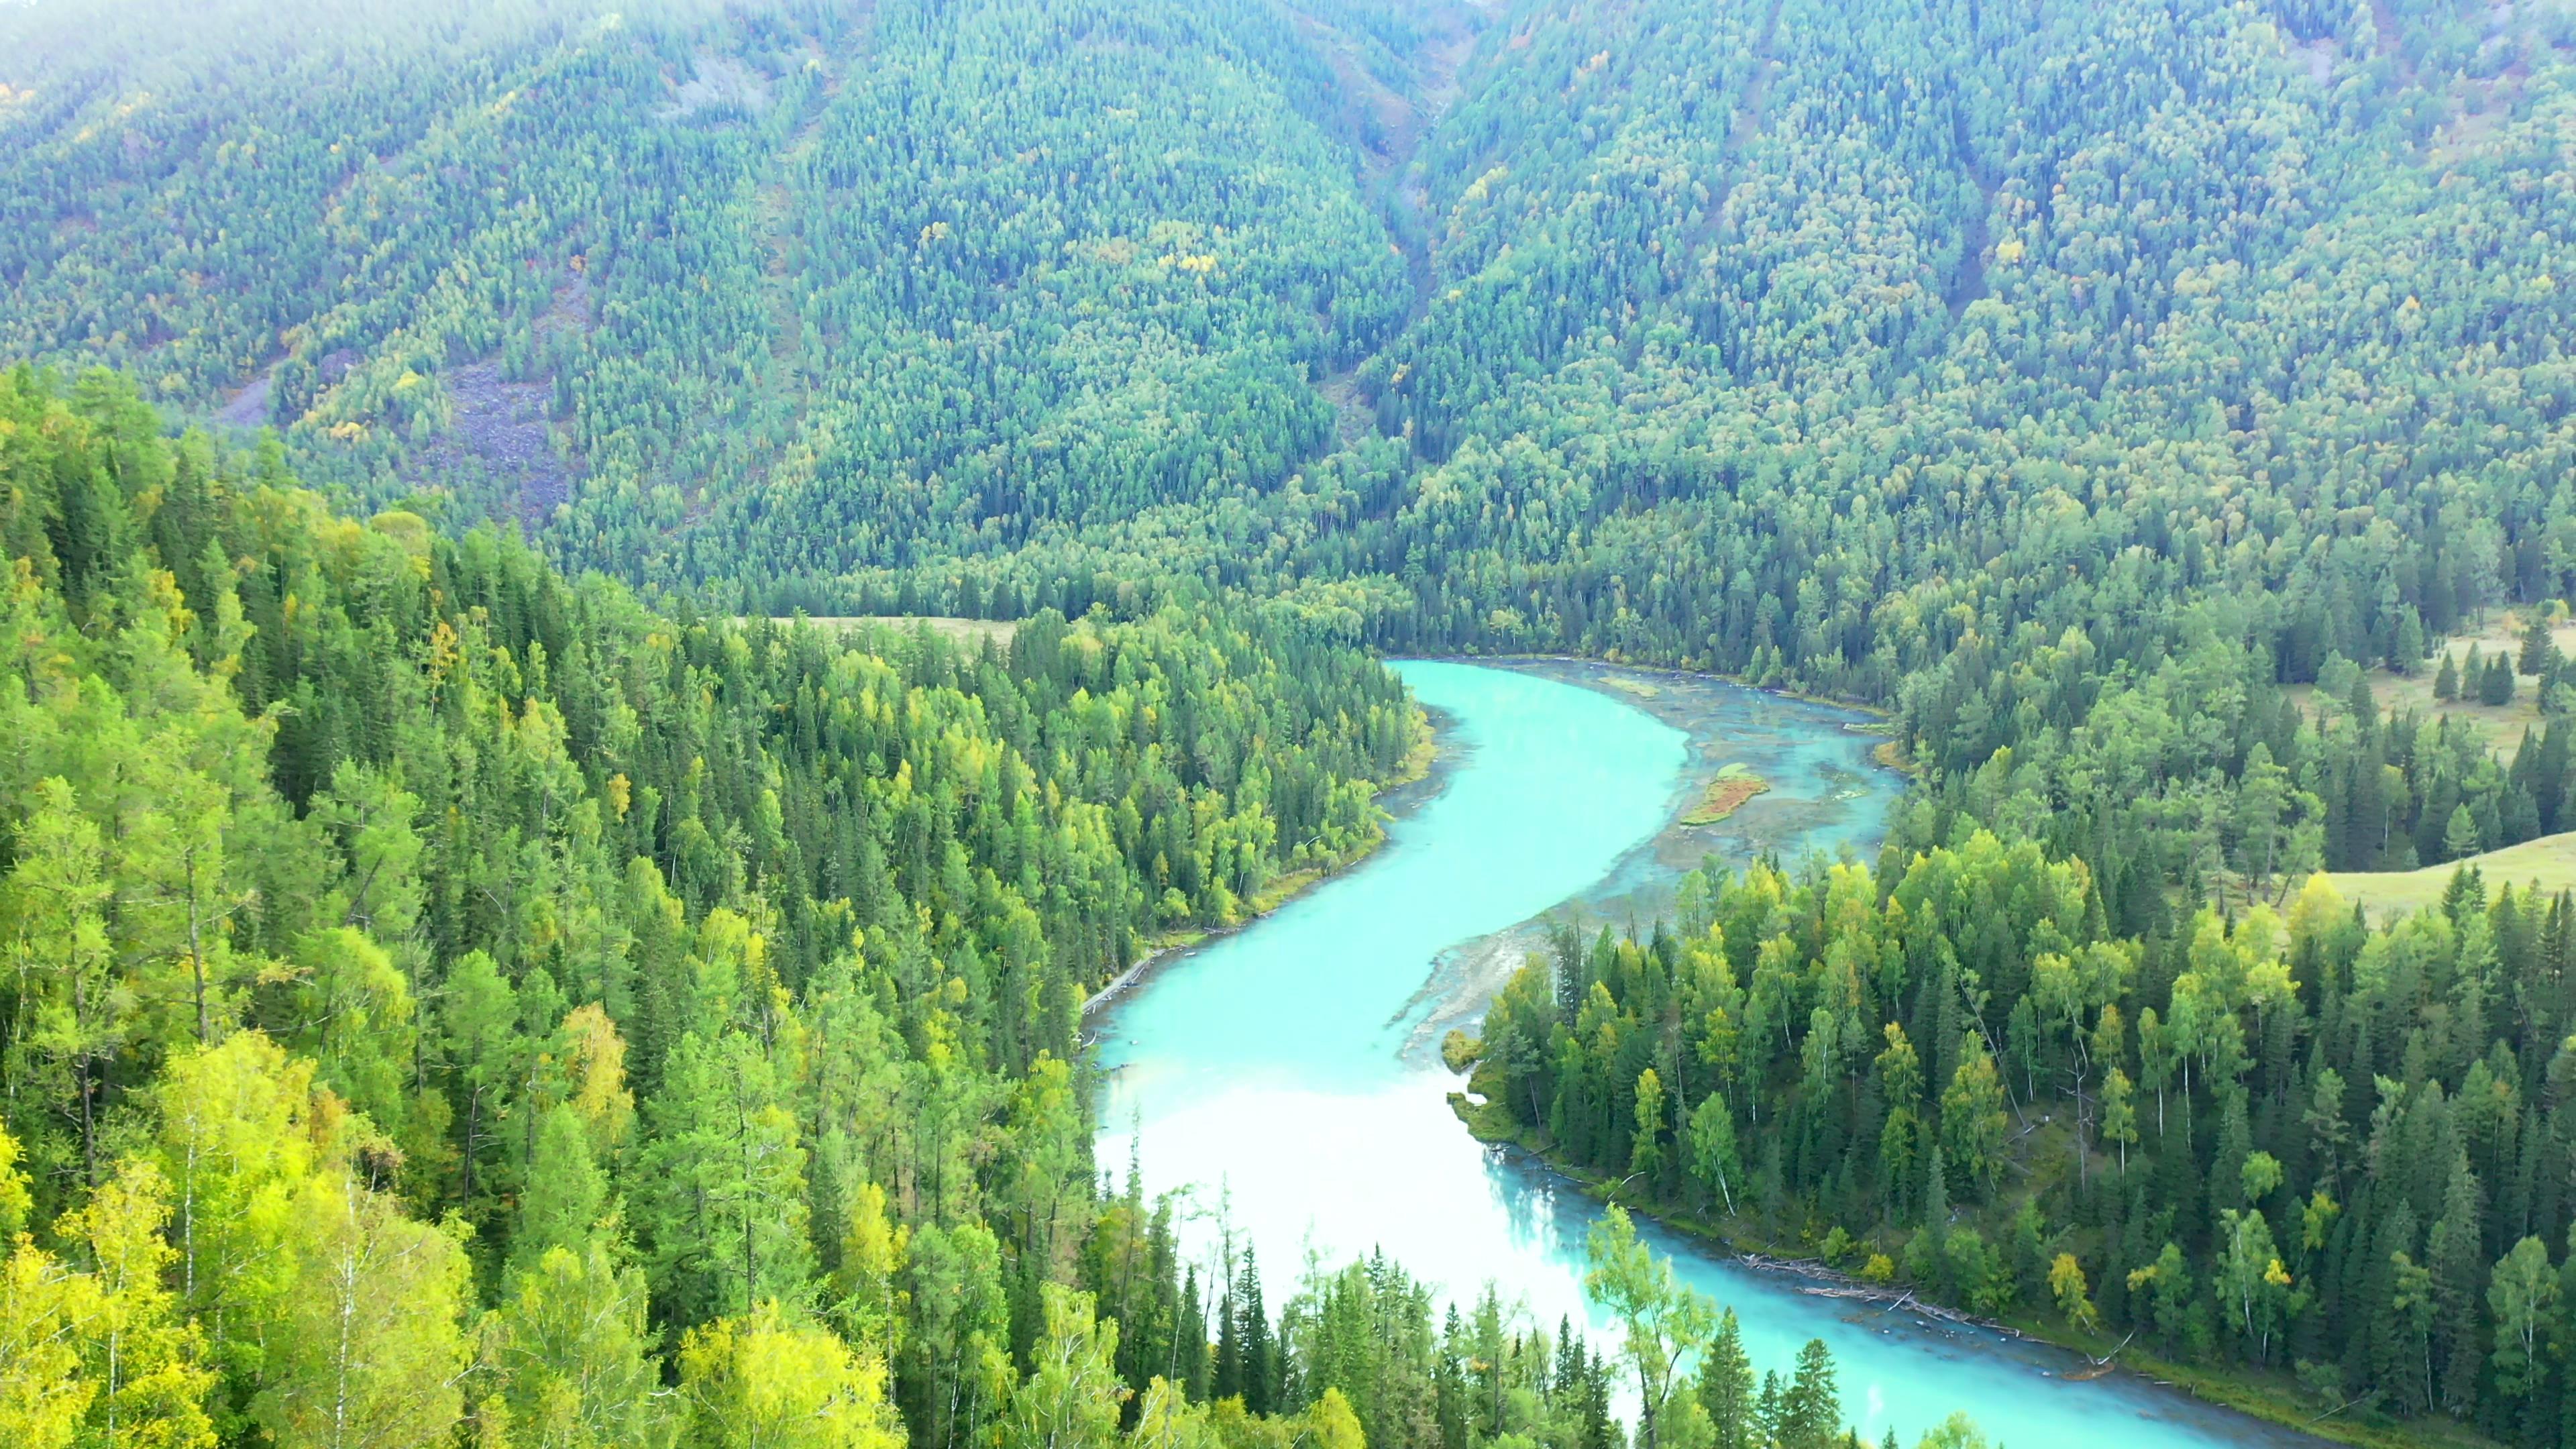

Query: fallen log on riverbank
[1734,1254,2004,1333]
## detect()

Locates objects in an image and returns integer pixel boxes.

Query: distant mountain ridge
[6,0,2576,696]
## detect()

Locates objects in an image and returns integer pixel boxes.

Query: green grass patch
[2324,831,2576,921]
[777,615,1020,650]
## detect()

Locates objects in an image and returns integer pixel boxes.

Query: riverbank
[1473,651,1907,722]
[1099,659,2279,1449]
[1082,704,1439,1021]
[1408,663,2448,1448]
[1443,1093,2469,1449]
[1478,651,1925,777]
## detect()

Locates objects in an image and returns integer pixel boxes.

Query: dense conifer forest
[0,337,1907,1449]
[10,0,2576,1443]
[0,366,1428,1446]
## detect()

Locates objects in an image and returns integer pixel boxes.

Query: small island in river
[1680,763,1770,824]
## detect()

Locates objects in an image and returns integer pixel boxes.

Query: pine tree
[2386,1247,2436,1418]
[896,1222,1009,1449]
[637,1032,814,1324]
[1436,1303,1468,1449]
[1581,1346,1615,1449]
[1212,1281,1242,1404]
[1238,1249,1273,1415]
[2485,654,2519,706]
[2444,804,2485,863]
[439,950,523,1224]
[1177,1267,1210,1403]
[1552,1318,1587,1427]
[1776,1340,1840,1449]
[2436,651,2461,701]
[2428,1153,2487,1416]
[1697,1309,1756,1449]
[2523,614,2555,676]
[513,1105,610,1273]
[1753,1372,1782,1448]
[2395,608,2427,674]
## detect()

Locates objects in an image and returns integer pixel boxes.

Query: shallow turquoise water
[1093,661,2316,1449]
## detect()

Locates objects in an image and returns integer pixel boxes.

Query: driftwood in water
[1733,1254,1994,1332]
[2055,1328,2137,1379]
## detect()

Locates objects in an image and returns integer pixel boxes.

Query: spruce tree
[511,1105,610,1273]
[2395,608,2427,673]
[1698,1309,1756,1449]
[2522,614,2555,676]
[1213,1281,1242,1403]
[1239,1248,1275,1415]
[1566,1340,1607,1444]
[2428,1153,2487,1416]
[2485,654,2519,706]
[1436,1304,1469,1449]
[1552,1316,1585,1411]
[1179,1267,1212,1403]
[2445,805,2485,863]
[1777,1340,1841,1449]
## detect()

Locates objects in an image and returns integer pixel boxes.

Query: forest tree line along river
[1093,660,2325,1449]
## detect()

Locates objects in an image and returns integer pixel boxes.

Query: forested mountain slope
[0,0,1442,588]
[1346,0,2576,685]
[0,366,1458,1448]
[13,1,2576,1442]
[0,358,1927,1449]
[9,0,2575,717]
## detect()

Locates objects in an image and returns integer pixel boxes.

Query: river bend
[1094,660,2318,1449]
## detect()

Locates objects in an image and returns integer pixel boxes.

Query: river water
[1092,660,2319,1448]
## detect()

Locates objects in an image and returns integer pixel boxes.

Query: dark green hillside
[0,0,1453,590]
[0,364,1450,1449]
[15,0,2576,1442]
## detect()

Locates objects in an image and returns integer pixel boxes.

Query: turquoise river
[1093,660,2321,1448]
